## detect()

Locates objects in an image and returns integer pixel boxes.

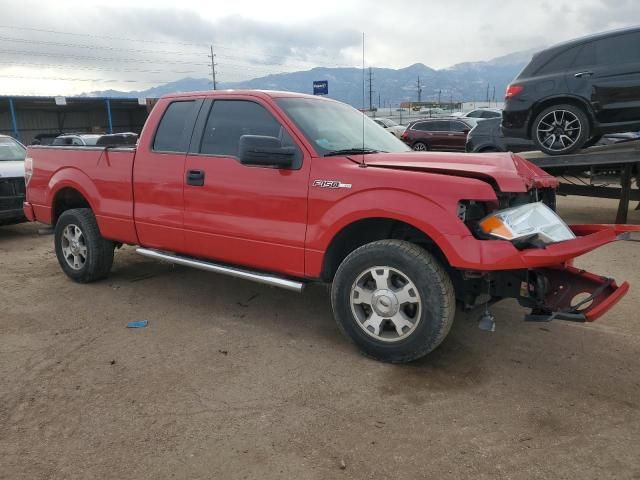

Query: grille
[0,177,25,210]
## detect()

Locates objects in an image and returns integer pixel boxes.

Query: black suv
[502,26,640,155]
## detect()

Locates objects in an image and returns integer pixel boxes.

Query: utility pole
[486,83,490,103]
[367,67,374,111]
[416,76,422,103]
[492,85,496,105]
[208,45,218,90]
[378,92,381,110]
[450,93,453,112]
[438,89,442,106]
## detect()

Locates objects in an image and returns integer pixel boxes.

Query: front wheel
[54,208,114,283]
[412,142,428,151]
[532,104,590,155]
[331,240,455,363]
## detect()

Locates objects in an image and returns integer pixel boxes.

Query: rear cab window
[153,100,199,153]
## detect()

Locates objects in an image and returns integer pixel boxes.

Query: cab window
[199,100,301,167]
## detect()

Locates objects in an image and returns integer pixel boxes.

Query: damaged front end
[456,221,638,326]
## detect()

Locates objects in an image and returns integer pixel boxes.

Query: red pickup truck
[24,90,635,363]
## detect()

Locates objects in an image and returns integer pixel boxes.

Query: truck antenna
[360,32,367,168]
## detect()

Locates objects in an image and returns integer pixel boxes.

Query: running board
[136,248,305,293]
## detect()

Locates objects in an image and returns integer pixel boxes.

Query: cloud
[0,0,638,95]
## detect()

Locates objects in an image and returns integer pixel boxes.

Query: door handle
[574,71,593,78]
[186,169,205,186]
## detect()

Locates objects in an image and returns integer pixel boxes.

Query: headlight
[479,202,575,244]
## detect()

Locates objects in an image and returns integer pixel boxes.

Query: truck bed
[26,145,138,243]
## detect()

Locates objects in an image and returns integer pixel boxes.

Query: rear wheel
[331,240,455,363]
[412,142,428,151]
[532,104,590,155]
[54,208,114,283]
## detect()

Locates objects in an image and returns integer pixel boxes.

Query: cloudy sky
[0,0,637,96]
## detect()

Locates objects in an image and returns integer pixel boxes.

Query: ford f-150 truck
[23,90,637,363]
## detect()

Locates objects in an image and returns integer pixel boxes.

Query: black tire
[331,240,455,363]
[582,135,603,148]
[54,208,114,283]
[532,103,590,155]
[412,142,428,151]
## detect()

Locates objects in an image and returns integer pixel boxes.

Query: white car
[0,135,27,225]
[373,118,406,138]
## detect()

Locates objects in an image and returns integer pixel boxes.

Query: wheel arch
[527,95,596,136]
[319,217,450,282]
[48,168,99,226]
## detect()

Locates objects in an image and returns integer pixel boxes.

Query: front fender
[305,186,495,277]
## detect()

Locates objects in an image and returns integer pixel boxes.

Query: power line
[0,24,209,48]
[0,24,358,67]
[0,60,205,75]
[0,74,156,83]
[0,34,207,57]
[0,48,207,65]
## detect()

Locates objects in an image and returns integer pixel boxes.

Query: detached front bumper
[523,265,629,322]
[453,224,639,322]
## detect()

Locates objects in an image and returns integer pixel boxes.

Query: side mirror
[462,129,470,134]
[238,135,295,168]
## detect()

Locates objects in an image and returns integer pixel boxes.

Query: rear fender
[46,167,100,223]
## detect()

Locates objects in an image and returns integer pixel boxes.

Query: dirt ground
[1,196,639,480]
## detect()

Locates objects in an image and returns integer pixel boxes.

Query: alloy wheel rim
[536,109,581,152]
[61,224,87,270]
[350,266,422,342]
[413,143,426,151]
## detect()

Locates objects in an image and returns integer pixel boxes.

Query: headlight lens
[479,202,575,244]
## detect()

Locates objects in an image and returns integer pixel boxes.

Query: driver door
[182,97,311,277]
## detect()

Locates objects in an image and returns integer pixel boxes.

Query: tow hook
[478,308,496,332]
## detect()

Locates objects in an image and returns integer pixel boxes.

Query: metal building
[0,96,152,145]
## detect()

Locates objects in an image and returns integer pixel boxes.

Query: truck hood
[0,161,25,178]
[360,151,557,192]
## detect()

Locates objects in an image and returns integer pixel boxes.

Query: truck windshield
[0,137,26,161]
[276,97,411,156]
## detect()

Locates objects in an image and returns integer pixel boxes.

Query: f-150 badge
[312,180,352,189]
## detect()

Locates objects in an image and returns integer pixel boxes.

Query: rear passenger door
[181,97,310,277]
[133,98,202,253]
[428,120,452,150]
[447,120,470,151]
[568,31,640,125]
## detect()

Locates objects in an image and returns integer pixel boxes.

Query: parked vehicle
[468,118,640,153]
[24,90,634,363]
[400,117,477,151]
[502,26,640,155]
[52,133,138,147]
[31,133,64,146]
[462,108,502,119]
[0,135,27,225]
[466,118,535,153]
[372,118,406,138]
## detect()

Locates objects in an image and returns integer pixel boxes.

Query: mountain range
[86,49,537,107]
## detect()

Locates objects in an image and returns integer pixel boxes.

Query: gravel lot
[1,196,639,480]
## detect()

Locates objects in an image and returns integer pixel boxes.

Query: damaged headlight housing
[479,202,575,244]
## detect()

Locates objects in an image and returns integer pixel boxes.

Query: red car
[401,117,476,151]
[23,90,636,363]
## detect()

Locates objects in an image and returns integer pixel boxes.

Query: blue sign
[313,80,328,95]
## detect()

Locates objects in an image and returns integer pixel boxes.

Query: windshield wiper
[324,148,384,157]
